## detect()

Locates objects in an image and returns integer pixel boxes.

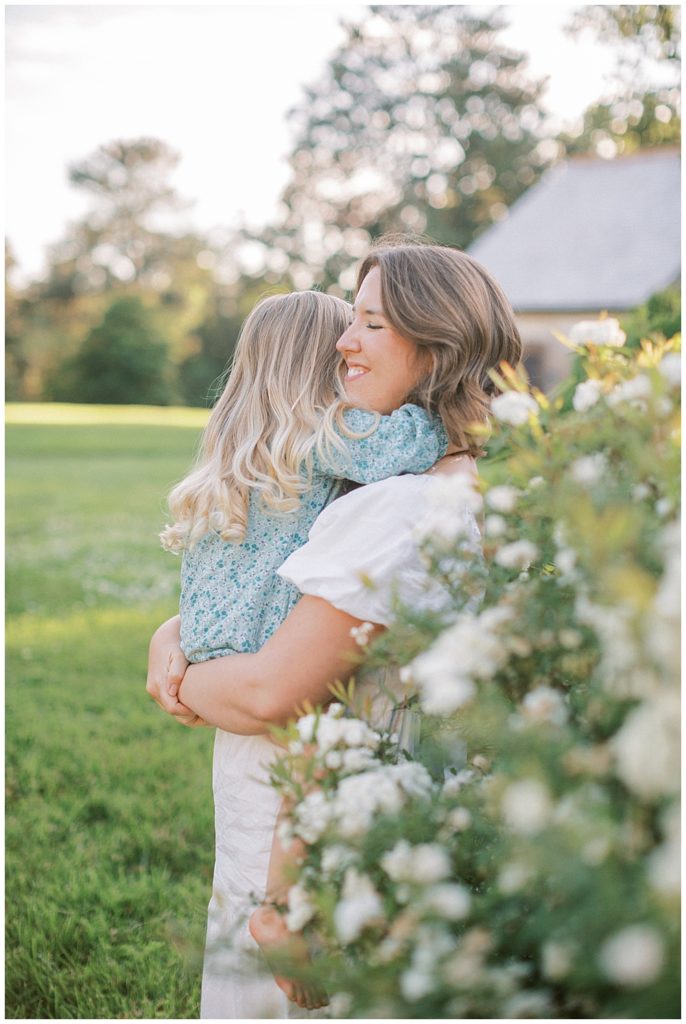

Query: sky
[4,2,651,285]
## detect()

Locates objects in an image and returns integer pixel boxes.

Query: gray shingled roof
[468,149,680,311]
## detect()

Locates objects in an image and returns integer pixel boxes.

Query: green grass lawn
[6,403,218,1019]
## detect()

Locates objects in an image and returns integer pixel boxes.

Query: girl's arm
[315,404,449,482]
[148,599,384,734]
[147,615,275,733]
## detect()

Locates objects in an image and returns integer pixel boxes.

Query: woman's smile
[345,363,369,380]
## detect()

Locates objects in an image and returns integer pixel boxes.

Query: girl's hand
[147,616,198,723]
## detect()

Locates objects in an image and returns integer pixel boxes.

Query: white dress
[200,474,480,1019]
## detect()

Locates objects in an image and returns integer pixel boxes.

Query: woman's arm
[178,596,384,733]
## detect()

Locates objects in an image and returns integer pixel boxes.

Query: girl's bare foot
[249,904,329,1010]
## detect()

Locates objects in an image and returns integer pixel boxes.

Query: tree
[566,5,680,67]
[62,137,191,291]
[621,284,681,348]
[560,6,680,157]
[51,296,177,405]
[15,137,222,401]
[248,5,552,291]
[5,244,29,399]
[178,274,293,406]
[558,90,680,157]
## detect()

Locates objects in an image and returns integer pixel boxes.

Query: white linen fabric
[201,473,480,1019]
[278,473,480,625]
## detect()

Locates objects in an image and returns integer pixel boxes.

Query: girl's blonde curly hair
[161,290,356,551]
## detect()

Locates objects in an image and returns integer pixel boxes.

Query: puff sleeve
[277,475,480,626]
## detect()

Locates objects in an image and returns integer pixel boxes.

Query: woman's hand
[147,616,206,726]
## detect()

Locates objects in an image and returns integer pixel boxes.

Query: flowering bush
[264,330,680,1018]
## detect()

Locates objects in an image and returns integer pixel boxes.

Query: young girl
[160,289,448,1010]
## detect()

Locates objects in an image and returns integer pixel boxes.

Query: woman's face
[336,266,430,414]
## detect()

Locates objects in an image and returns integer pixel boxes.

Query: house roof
[468,148,680,312]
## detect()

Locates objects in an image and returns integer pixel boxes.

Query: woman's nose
[336,324,360,353]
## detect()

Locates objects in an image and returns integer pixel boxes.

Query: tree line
[5,5,680,407]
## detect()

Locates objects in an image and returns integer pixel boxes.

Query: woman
[147,241,522,1018]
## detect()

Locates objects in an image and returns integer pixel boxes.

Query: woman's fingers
[167,650,189,697]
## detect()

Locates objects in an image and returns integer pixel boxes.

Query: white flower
[506,635,532,658]
[570,452,607,486]
[555,547,577,577]
[542,940,574,980]
[321,844,355,877]
[655,497,673,517]
[599,924,665,987]
[502,779,552,835]
[421,883,471,921]
[485,514,507,538]
[285,883,316,932]
[340,746,378,774]
[572,378,603,412]
[491,390,538,426]
[611,691,680,800]
[486,485,520,513]
[658,351,681,388]
[295,714,316,744]
[575,596,646,698]
[312,713,380,755]
[350,621,375,646]
[495,539,539,570]
[333,868,383,943]
[607,373,652,408]
[294,789,332,844]
[648,531,680,676]
[442,769,476,796]
[327,993,352,1017]
[415,473,483,548]
[522,686,568,726]
[569,318,626,347]
[381,840,451,884]
[647,803,680,896]
[276,818,295,849]
[333,762,434,838]
[528,475,544,488]
[497,860,532,894]
[412,606,513,715]
[400,966,434,1001]
[502,990,553,1018]
[446,806,472,831]
[631,482,651,502]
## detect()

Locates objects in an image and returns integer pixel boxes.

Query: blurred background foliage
[5,4,681,408]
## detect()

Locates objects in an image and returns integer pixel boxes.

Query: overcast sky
[6,3,632,284]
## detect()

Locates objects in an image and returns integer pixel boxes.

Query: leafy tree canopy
[247,4,553,291]
[52,296,177,406]
[567,5,680,67]
[561,5,680,157]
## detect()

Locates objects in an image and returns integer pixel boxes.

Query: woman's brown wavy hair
[356,239,522,457]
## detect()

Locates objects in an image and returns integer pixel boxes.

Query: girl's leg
[249,801,328,1010]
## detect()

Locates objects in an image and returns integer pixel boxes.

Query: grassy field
[6,403,219,1019]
